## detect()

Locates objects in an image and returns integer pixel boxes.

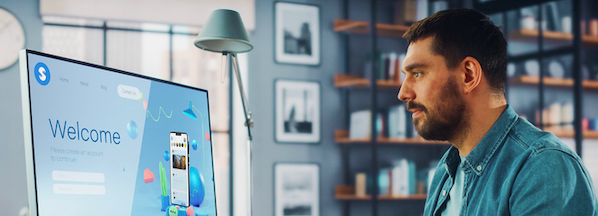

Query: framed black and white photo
[274,163,320,216]
[275,80,320,143]
[274,2,320,65]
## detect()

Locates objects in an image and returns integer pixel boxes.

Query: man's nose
[398,81,414,102]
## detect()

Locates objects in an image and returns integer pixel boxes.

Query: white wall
[247,0,344,216]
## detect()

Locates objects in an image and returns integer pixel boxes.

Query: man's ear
[460,56,483,94]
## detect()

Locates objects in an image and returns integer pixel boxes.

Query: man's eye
[413,72,421,77]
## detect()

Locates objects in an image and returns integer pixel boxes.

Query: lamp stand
[229,53,253,216]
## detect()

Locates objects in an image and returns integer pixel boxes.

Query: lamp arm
[230,52,254,216]
[230,53,253,140]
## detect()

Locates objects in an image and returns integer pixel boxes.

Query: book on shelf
[378,168,391,195]
[388,104,407,139]
[379,159,439,196]
[349,106,423,141]
[356,172,367,196]
[430,1,448,14]
[364,52,404,83]
[395,159,413,196]
[394,0,428,26]
[350,110,372,140]
[349,109,385,140]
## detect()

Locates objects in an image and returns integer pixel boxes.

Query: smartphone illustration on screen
[170,132,190,206]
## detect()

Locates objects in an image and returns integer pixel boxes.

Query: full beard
[409,76,467,141]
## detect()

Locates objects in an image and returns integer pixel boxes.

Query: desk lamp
[193,9,254,216]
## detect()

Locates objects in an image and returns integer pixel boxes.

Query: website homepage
[26,52,216,216]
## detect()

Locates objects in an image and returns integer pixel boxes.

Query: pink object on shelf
[143,169,154,183]
[186,206,194,216]
[582,118,589,131]
[590,19,598,37]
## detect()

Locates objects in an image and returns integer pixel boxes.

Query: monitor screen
[19,50,217,216]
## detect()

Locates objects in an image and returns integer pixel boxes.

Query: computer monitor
[19,50,217,216]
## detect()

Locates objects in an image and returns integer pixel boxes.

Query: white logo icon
[38,67,47,81]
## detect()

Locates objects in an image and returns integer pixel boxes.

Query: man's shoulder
[506,117,575,156]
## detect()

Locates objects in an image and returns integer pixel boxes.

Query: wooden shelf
[509,29,572,46]
[544,127,598,139]
[334,19,411,37]
[583,35,598,48]
[509,29,598,48]
[509,75,598,90]
[332,23,598,46]
[334,74,401,89]
[335,185,426,201]
[583,130,598,139]
[378,194,428,200]
[335,185,371,200]
[336,194,428,201]
[335,129,450,145]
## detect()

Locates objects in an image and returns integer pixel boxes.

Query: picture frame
[274,163,320,216]
[274,80,321,143]
[274,1,321,66]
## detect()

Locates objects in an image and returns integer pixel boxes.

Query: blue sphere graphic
[189,167,205,207]
[127,121,138,139]
[164,151,169,161]
[192,140,197,150]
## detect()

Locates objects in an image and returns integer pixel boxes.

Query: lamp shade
[194,9,253,53]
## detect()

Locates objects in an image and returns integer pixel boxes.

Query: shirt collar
[444,105,518,176]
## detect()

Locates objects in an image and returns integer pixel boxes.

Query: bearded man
[398,8,598,215]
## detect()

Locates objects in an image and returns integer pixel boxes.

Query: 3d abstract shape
[205,132,210,141]
[127,121,138,139]
[168,205,178,216]
[186,206,194,216]
[192,140,197,150]
[143,100,148,110]
[143,169,155,183]
[191,104,207,146]
[160,162,168,196]
[189,167,206,207]
[160,162,170,211]
[178,207,187,216]
[164,150,170,161]
[161,195,170,212]
[166,205,193,216]
[183,101,197,120]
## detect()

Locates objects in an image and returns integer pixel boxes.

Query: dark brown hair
[403,8,507,94]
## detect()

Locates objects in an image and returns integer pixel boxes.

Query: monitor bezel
[19,49,217,215]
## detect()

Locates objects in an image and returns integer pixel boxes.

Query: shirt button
[477,165,482,171]
[442,190,446,196]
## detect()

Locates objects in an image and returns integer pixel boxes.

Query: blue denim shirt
[424,105,598,215]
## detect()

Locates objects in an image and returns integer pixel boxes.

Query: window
[42,16,104,65]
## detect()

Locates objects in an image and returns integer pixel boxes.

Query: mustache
[407,102,427,112]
